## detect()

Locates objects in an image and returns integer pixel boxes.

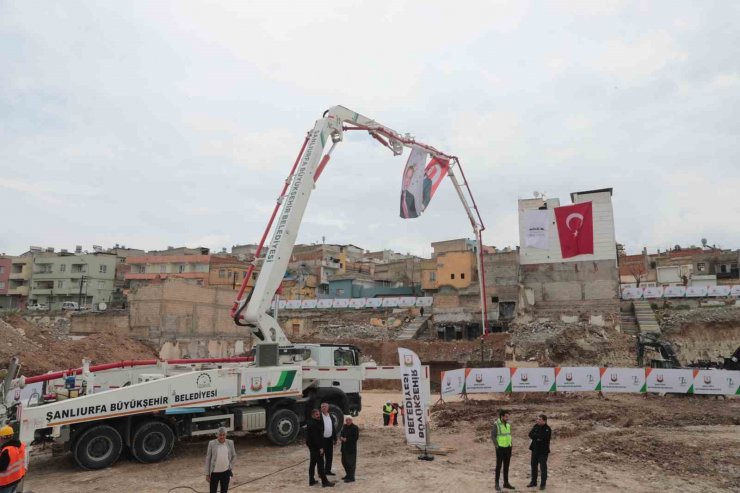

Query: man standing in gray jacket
[205,427,236,493]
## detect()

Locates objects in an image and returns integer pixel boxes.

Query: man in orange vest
[0,425,26,493]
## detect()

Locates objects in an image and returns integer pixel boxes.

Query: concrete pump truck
[0,106,485,470]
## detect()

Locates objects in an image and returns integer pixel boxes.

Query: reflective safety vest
[383,404,393,415]
[495,419,512,448]
[0,442,27,486]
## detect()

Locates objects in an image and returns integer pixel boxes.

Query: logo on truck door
[250,377,263,391]
[197,373,212,389]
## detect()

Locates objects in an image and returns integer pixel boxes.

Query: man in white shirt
[205,427,236,493]
[320,402,338,477]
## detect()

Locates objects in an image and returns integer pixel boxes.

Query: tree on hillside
[628,263,646,287]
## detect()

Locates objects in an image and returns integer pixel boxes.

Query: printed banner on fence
[349,298,366,309]
[707,285,731,297]
[555,367,601,391]
[415,297,433,307]
[643,286,664,299]
[365,298,382,308]
[600,368,646,393]
[317,299,333,309]
[464,368,510,393]
[621,287,642,300]
[510,368,556,392]
[686,286,708,297]
[398,348,428,446]
[286,300,302,309]
[440,369,467,397]
[663,286,686,298]
[332,298,350,308]
[381,298,400,307]
[398,297,416,307]
[301,299,317,309]
[731,285,740,297]
[645,368,694,393]
[692,370,740,395]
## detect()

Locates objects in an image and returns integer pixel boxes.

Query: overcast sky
[2,1,739,258]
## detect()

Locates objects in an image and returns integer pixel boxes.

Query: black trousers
[341,450,356,480]
[531,452,548,484]
[495,446,512,485]
[322,437,335,472]
[383,414,390,426]
[309,447,326,482]
[209,470,230,493]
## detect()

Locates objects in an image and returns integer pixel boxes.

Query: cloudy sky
[1,1,739,257]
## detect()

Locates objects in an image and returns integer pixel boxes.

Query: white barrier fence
[621,285,740,300]
[271,296,433,310]
[440,367,740,397]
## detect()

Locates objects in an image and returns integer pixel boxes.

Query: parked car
[27,303,49,311]
[61,301,80,311]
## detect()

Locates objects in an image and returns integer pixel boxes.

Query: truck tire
[267,408,300,446]
[131,420,175,463]
[72,425,123,470]
[327,403,344,435]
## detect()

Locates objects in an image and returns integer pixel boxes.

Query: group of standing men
[492,410,552,491]
[306,402,359,487]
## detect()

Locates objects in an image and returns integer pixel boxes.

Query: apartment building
[125,250,249,290]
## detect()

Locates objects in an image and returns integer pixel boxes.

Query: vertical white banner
[523,209,550,249]
[398,348,429,446]
[555,367,600,391]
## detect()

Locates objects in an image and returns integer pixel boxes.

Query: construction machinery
[636,333,682,368]
[0,106,483,470]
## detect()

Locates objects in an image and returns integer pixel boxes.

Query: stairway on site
[397,315,432,340]
[633,300,661,335]
[620,307,639,335]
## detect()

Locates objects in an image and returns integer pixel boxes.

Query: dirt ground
[24,391,739,493]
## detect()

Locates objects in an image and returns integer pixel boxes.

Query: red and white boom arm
[231,106,488,343]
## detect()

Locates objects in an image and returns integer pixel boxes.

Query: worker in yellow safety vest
[0,425,26,493]
[491,409,514,491]
[382,400,393,426]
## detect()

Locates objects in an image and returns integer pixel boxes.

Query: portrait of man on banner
[400,147,427,219]
[421,157,449,211]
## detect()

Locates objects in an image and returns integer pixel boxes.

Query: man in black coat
[340,417,359,483]
[306,409,333,487]
[527,414,552,490]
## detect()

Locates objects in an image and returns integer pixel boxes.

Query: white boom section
[236,107,409,344]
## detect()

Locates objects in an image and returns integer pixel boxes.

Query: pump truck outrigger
[0,106,484,470]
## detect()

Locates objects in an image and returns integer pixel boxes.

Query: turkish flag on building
[554,202,594,258]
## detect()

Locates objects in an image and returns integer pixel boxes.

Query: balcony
[8,286,29,296]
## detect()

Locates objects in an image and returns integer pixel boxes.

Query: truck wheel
[131,421,175,463]
[73,425,123,470]
[267,408,300,446]
[327,404,344,435]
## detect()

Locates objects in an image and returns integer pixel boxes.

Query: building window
[136,265,146,274]
[492,296,499,303]
[720,264,727,273]
[461,273,465,280]
[243,272,247,279]
[697,262,706,273]
[160,265,166,273]
[99,265,107,274]
[60,264,66,272]
[0,267,3,274]
[178,264,185,273]
[219,269,226,278]
[0,282,4,289]
[451,273,455,280]
[71,264,86,273]
[429,272,436,281]
[98,281,105,289]
[57,280,64,288]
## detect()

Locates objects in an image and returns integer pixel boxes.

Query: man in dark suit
[527,414,552,490]
[400,166,419,218]
[340,416,359,483]
[319,402,338,480]
[306,409,333,487]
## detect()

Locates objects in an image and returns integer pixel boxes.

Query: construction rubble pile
[0,314,157,375]
[657,304,740,333]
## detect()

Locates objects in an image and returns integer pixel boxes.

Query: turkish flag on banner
[554,202,594,258]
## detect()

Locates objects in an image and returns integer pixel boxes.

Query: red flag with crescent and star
[554,202,594,258]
